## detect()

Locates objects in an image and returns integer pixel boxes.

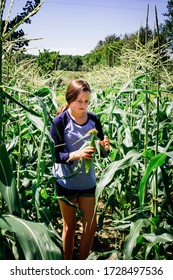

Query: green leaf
[123,127,133,147]
[0,141,21,216]
[33,96,55,164]
[0,214,63,260]
[27,113,45,131]
[2,88,41,117]
[139,153,167,207]
[95,150,141,206]
[124,218,150,260]
[131,93,145,108]
[41,186,49,199]
[34,88,50,97]
[87,249,118,260]
[143,231,173,259]
[143,232,173,243]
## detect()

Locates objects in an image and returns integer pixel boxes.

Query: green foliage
[139,153,167,207]
[91,71,173,259]
[37,50,83,74]
[57,55,83,71]
[0,60,173,260]
[0,141,21,216]
[0,214,63,260]
[37,49,60,74]
[160,0,173,51]
[0,86,63,260]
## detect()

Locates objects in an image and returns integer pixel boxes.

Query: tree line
[23,24,169,75]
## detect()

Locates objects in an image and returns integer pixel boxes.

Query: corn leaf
[34,87,50,98]
[0,141,21,216]
[27,96,55,165]
[131,92,145,108]
[95,150,141,206]
[87,249,118,260]
[143,232,173,243]
[0,214,63,260]
[143,231,173,259]
[123,127,133,147]
[27,113,45,131]
[2,88,41,117]
[124,218,150,260]
[139,153,167,207]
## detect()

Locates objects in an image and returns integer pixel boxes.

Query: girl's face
[69,91,90,114]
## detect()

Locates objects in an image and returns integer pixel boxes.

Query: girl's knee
[63,220,76,235]
[64,224,76,233]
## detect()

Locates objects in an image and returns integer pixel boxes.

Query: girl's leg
[77,196,97,259]
[58,198,77,260]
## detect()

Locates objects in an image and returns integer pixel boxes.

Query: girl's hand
[100,136,110,152]
[79,146,95,159]
[69,146,95,161]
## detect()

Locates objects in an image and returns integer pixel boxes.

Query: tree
[57,55,83,71]
[94,34,120,51]
[160,0,173,51]
[104,34,120,45]
[83,34,123,68]
[82,50,102,69]
[95,40,104,51]
[37,49,60,74]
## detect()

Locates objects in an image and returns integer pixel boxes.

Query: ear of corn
[67,128,99,173]
[84,129,98,173]
[85,158,93,173]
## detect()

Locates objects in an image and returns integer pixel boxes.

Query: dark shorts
[55,182,96,200]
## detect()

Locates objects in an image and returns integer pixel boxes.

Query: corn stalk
[0,0,5,141]
[144,4,149,170]
[0,38,3,141]
[0,1,6,216]
[150,6,161,219]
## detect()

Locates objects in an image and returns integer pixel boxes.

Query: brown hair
[56,79,91,115]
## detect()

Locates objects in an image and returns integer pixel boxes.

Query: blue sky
[4,0,168,55]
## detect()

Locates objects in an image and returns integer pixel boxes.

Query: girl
[50,79,109,259]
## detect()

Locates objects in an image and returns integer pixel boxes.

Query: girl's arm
[50,115,70,164]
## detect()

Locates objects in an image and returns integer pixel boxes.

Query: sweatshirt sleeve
[50,114,71,164]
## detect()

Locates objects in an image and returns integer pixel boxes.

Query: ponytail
[56,104,69,115]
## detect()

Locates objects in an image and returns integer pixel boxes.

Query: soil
[72,219,118,260]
